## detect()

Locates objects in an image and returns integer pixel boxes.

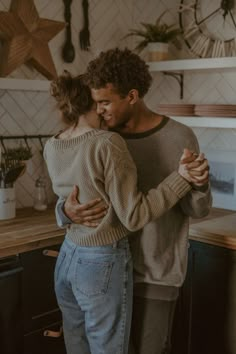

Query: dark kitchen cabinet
[172,240,236,354]
[0,256,23,354]
[20,244,66,354]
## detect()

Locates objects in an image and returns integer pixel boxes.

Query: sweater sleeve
[55,196,71,228]
[44,141,70,228]
[180,186,212,218]
[101,133,192,231]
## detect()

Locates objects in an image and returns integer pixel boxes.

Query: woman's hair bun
[50,70,94,124]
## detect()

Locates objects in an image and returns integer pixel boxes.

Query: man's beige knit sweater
[44,129,191,246]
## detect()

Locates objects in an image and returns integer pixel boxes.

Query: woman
[44,71,200,354]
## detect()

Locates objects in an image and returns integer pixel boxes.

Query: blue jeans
[55,237,133,354]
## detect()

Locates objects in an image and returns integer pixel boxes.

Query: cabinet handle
[42,249,59,258]
[43,326,63,338]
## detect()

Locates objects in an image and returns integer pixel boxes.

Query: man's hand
[179,149,209,186]
[64,185,108,227]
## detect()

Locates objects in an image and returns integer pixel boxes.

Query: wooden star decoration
[0,0,65,79]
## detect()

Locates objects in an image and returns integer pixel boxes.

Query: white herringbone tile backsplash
[1,0,236,208]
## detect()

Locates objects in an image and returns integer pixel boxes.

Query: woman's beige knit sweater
[44,129,191,246]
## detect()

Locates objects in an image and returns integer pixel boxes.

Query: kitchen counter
[0,206,235,258]
[190,210,236,249]
[0,206,65,258]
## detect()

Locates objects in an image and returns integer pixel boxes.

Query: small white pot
[0,187,16,220]
[147,42,169,61]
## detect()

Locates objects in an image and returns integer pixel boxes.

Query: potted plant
[124,11,181,61]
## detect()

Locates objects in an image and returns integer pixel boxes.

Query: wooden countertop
[0,206,236,258]
[189,209,236,250]
[0,206,65,258]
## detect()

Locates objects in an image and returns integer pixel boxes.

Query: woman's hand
[178,149,209,186]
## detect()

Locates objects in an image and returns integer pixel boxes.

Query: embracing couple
[44,48,212,354]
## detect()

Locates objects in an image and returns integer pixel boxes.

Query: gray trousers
[129,296,177,354]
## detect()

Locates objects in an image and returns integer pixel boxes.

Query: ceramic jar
[0,187,16,220]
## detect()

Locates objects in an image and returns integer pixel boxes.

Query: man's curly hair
[86,48,152,98]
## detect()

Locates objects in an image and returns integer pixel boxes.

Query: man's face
[85,103,102,129]
[91,84,132,131]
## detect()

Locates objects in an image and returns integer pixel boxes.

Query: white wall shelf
[148,57,236,72]
[170,116,236,128]
[1,58,235,90]
[0,78,50,91]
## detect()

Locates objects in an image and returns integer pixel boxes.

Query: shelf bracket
[163,71,184,99]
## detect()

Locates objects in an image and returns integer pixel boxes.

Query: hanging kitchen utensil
[62,0,75,63]
[3,164,26,187]
[79,0,90,51]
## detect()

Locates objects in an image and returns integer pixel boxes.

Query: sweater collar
[118,116,169,140]
[51,129,99,148]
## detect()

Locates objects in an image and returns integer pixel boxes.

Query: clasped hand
[178,148,209,186]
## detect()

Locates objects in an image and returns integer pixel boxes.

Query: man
[56,48,211,354]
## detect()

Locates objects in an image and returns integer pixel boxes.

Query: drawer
[24,321,66,354]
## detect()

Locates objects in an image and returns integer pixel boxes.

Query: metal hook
[0,137,7,153]
[23,136,31,152]
[38,136,44,151]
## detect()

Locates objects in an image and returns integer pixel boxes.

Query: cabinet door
[0,256,23,354]
[24,321,66,354]
[172,241,236,354]
[20,244,62,333]
[189,241,234,354]
[171,244,193,354]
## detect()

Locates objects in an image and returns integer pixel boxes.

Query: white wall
[0,0,236,207]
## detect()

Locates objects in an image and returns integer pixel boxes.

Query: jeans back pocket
[76,258,113,297]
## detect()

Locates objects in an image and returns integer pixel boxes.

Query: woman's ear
[127,89,139,104]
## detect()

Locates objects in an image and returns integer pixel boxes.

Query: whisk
[79,0,90,51]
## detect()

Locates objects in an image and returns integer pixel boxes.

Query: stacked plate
[194,104,236,117]
[156,104,195,116]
